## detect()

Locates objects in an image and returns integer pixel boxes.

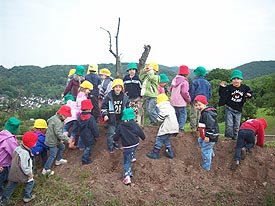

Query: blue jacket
[31,131,49,156]
[123,74,142,99]
[85,73,102,96]
[190,77,212,102]
[78,112,99,147]
[101,91,130,126]
[113,120,146,148]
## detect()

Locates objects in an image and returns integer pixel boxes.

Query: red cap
[256,118,268,129]
[22,132,38,148]
[57,105,72,117]
[81,99,94,110]
[194,95,208,105]
[179,65,190,75]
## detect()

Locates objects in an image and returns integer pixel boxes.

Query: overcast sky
[1,0,275,70]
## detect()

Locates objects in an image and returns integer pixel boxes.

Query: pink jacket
[0,130,19,167]
[170,75,191,107]
[76,91,88,115]
[64,100,78,124]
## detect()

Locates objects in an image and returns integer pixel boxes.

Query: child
[99,68,113,102]
[170,65,191,131]
[78,99,99,165]
[101,79,130,153]
[75,80,93,149]
[194,95,219,171]
[140,62,160,126]
[30,119,49,165]
[66,68,76,86]
[231,118,267,170]
[158,73,169,95]
[189,66,212,132]
[146,94,179,159]
[42,105,72,176]
[219,70,253,140]
[62,65,85,99]
[112,108,146,185]
[123,62,142,125]
[0,132,38,204]
[85,64,102,122]
[0,117,20,196]
[63,94,78,149]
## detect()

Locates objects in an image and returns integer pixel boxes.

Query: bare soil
[47,125,275,206]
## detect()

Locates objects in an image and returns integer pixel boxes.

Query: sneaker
[23,194,36,203]
[55,159,67,166]
[123,176,131,185]
[131,158,137,163]
[231,160,240,170]
[82,159,92,165]
[42,169,54,176]
[241,148,247,160]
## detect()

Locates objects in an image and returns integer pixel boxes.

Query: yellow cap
[99,68,111,76]
[80,80,93,89]
[149,62,159,72]
[87,64,99,74]
[112,79,124,89]
[68,68,76,77]
[34,119,48,129]
[157,94,169,104]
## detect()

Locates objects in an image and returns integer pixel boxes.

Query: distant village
[0,94,62,109]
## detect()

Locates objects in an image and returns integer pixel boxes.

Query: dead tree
[100,18,122,78]
[137,45,151,74]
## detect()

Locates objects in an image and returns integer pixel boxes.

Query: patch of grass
[214,190,239,206]
[262,185,275,206]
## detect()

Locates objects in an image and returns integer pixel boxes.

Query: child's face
[128,69,136,76]
[194,101,206,112]
[60,114,67,121]
[84,88,91,95]
[159,82,167,87]
[100,74,107,80]
[113,85,123,95]
[232,78,242,87]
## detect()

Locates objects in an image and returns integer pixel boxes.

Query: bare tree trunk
[100,18,122,78]
[137,45,151,74]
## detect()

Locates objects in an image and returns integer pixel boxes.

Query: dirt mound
[52,125,275,206]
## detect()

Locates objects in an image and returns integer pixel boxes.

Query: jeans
[0,166,10,196]
[145,97,158,122]
[82,145,93,162]
[44,143,65,170]
[63,120,79,138]
[198,137,215,171]
[225,106,242,139]
[190,103,200,131]
[154,134,173,150]
[123,145,138,177]
[1,180,34,203]
[234,129,255,161]
[174,106,187,130]
[107,125,116,152]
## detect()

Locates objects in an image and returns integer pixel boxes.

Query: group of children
[0,63,269,204]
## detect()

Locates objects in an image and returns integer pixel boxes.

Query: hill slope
[29,125,275,206]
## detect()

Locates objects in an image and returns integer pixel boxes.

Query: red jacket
[239,119,265,146]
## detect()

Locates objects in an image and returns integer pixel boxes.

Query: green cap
[159,73,169,83]
[194,66,206,77]
[75,65,85,76]
[126,62,137,71]
[121,108,136,121]
[4,117,21,134]
[230,70,243,80]
[64,94,75,104]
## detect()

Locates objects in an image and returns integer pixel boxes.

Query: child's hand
[220,81,227,87]
[245,93,252,97]
[104,116,109,122]
[204,137,210,142]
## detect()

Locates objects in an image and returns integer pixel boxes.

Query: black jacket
[198,106,219,142]
[113,120,146,148]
